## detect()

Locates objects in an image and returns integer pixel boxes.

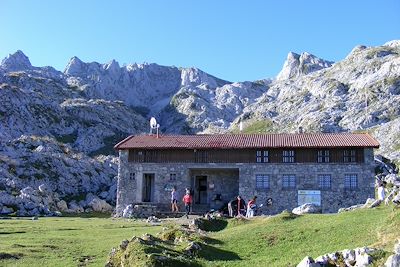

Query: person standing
[171,187,179,212]
[228,196,246,217]
[183,191,192,219]
[378,181,386,201]
[246,196,257,218]
[370,181,386,208]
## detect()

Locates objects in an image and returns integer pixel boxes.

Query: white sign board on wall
[298,190,321,206]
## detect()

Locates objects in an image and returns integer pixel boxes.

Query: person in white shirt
[377,182,386,201]
[370,181,386,208]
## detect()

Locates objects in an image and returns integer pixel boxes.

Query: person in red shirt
[246,196,257,218]
[182,192,192,219]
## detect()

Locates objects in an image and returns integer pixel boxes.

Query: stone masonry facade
[116,148,376,216]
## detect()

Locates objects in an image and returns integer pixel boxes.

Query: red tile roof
[114,133,379,150]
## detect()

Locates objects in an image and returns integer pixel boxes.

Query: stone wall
[116,148,376,216]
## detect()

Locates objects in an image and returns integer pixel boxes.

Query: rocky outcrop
[0,50,33,71]
[298,241,400,267]
[385,240,400,267]
[277,52,333,81]
[121,204,157,218]
[338,198,375,213]
[292,203,321,215]
[297,247,377,267]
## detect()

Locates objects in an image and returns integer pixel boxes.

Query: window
[318,150,330,163]
[129,173,136,180]
[256,174,270,189]
[144,150,157,162]
[282,174,296,188]
[343,149,356,163]
[344,174,358,189]
[318,174,331,189]
[137,151,144,162]
[195,150,208,163]
[256,150,269,163]
[283,150,295,163]
[169,173,176,181]
[256,150,262,163]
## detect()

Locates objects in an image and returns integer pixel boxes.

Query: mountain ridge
[0,40,399,215]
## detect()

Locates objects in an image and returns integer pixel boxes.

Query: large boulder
[56,200,68,212]
[0,192,17,206]
[68,201,84,213]
[338,198,373,212]
[122,204,134,218]
[1,206,14,215]
[385,240,400,267]
[292,203,321,215]
[296,256,321,267]
[354,247,373,266]
[394,240,400,254]
[385,254,400,267]
[88,197,113,213]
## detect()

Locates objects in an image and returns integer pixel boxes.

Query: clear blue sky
[1,0,399,81]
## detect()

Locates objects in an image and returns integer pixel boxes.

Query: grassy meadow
[0,216,162,266]
[0,205,399,266]
[198,207,399,266]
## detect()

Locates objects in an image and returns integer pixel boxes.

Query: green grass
[232,120,275,134]
[0,217,161,266]
[1,206,399,266]
[198,207,399,266]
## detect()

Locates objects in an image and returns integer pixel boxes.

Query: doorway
[195,175,208,204]
[142,173,154,202]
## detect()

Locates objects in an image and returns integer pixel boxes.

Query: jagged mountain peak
[276,51,333,81]
[0,50,32,71]
[64,56,85,75]
[103,59,120,75]
[180,67,217,87]
[384,40,400,48]
[287,51,301,60]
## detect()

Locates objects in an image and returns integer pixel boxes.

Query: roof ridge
[114,133,380,150]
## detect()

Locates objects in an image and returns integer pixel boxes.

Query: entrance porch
[189,168,239,211]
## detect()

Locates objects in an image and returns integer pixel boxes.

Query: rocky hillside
[239,41,400,161]
[0,40,399,215]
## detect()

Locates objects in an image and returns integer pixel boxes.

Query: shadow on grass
[56,228,81,231]
[61,212,111,218]
[0,231,27,235]
[200,236,224,245]
[198,218,228,232]
[198,244,241,261]
[0,252,23,260]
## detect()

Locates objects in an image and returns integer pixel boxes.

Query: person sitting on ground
[246,196,257,218]
[227,195,246,217]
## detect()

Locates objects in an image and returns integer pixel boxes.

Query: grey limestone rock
[292,203,321,215]
[56,200,68,212]
[122,204,134,218]
[0,206,14,215]
[296,256,321,267]
[385,254,400,267]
